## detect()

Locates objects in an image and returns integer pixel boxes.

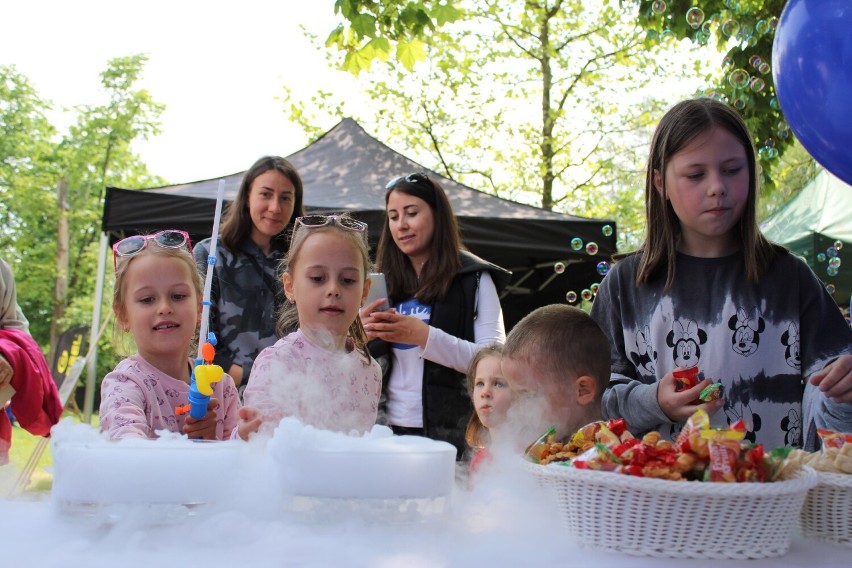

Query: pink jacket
[0,328,63,464]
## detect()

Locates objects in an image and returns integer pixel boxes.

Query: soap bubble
[829,257,841,269]
[826,284,836,295]
[596,261,610,276]
[750,77,765,92]
[817,252,827,263]
[553,262,566,274]
[827,266,839,277]
[652,0,666,14]
[749,55,763,69]
[601,225,613,237]
[722,19,740,37]
[585,242,599,256]
[722,55,734,68]
[733,95,748,110]
[570,237,583,251]
[756,19,771,35]
[686,7,704,29]
[827,246,838,258]
[737,23,753,43]
[566,291,578,303]
[590,283,600,295]
[758,61,771,75]
[728,68,750,88]
[581,289,593,301]
[834,240,843,250]
[769,97,781,111]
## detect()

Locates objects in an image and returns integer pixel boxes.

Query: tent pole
[83,232,108,423]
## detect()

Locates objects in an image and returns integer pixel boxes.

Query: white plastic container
[51,421,242,518]
[269,420,456,522]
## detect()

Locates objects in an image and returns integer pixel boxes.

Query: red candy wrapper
[672,366,700,391]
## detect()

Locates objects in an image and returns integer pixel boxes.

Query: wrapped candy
[672,366,700,391]
[702,427,746,482]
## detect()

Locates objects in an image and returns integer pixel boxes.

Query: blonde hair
[276,214,373,363]
[113,245,203,354]
[464,344,504,450]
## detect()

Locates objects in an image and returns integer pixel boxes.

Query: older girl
[590,98,852,450]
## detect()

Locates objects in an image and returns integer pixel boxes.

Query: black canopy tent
[102,118,616,328]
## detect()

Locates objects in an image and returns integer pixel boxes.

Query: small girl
[99,230,241,440]
[237,215,382,440]
[464,344,512,475]
[590,98,852,450]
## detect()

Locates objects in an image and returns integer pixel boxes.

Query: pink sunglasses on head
[112,230,192,270]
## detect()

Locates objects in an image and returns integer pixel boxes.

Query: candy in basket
[789,429,852,547]
[523,411,818,559]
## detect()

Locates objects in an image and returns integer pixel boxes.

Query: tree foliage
[0,56,164,380]
[313,0,716,251]
[635,0,793,193]
[327,0,814,229]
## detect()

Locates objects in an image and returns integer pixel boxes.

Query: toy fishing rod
[177,179,226,422]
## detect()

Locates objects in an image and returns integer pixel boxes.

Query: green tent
[761,169,852,307]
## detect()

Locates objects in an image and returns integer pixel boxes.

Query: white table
[1,492,847,568]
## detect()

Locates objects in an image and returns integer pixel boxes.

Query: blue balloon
[772,0,852,185]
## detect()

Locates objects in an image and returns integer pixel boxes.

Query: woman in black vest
[361,173,510,459]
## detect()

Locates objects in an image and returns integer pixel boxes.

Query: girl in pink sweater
[100,231,240,440]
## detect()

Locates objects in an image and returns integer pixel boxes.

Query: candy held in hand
[672,366,700,391]
[699,382,723,402]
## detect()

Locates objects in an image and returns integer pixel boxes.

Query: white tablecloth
[1,495,847,568]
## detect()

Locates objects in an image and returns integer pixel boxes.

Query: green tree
[635,0,800,193]
[309,0,715,252]
[0,56,164,381]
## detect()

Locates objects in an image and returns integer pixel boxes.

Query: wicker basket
[524,461,817,559]
[800,471,852,547]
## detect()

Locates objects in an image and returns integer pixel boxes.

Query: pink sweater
[99,354,240,440]
[243,329,381,434]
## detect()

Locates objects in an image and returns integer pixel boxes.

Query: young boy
[501,304,611,443]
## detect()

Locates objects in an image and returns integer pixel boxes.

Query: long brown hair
[219,156,305,252]
[376,173,463,304]
[637,98,777,289]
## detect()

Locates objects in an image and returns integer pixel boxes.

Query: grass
[3,413,98,496]
[6,426,54,494]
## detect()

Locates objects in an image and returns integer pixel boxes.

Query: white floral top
[243,329,382,434]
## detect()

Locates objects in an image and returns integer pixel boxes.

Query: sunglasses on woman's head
[385,172,430,190]
[294,215,368,240]
[112,230,192,271]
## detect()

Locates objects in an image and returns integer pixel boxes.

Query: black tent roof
[103,118,617,326]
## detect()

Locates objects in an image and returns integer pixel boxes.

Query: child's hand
[237,406,263,441]
[810,354,852,403]
[658,371,724,423]
[182,398,220,440]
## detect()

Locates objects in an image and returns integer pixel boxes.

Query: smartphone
[365,272,390,311]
